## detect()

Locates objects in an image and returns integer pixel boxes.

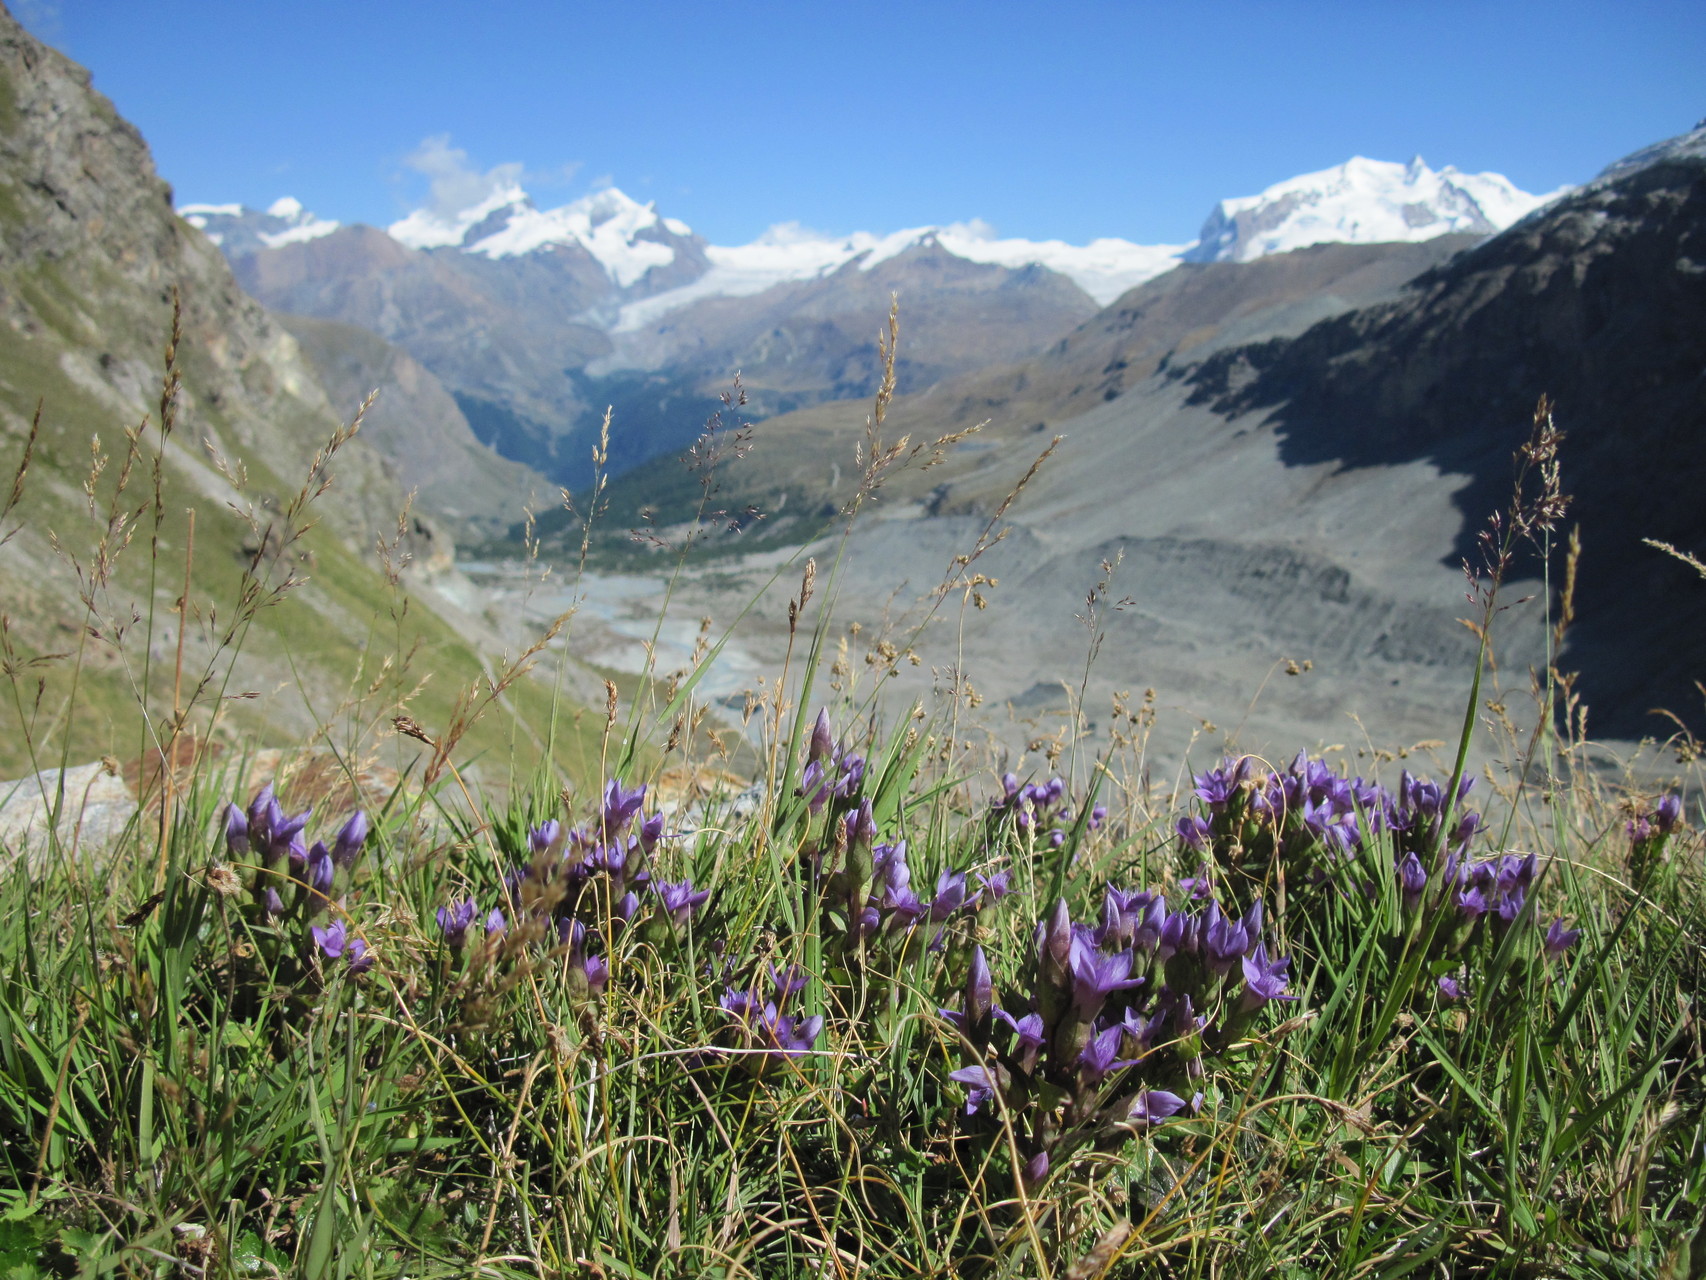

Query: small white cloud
[266,196,304,219]
[943,218,998,241]
[404,134,526,220]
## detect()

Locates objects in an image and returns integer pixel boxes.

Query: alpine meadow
[0,5,1702,1277]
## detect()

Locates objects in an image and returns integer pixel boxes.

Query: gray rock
[0,762,137,863]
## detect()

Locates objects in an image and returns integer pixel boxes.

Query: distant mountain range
[181,156,1563,505]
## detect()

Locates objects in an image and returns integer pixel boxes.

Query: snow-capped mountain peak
[179,197,339,252]
[387,183,696,288]
[1184,155,1568,263]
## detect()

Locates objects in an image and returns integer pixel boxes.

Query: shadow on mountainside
[1178,158,1706,739]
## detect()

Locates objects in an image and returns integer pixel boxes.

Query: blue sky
[17,0,1705,246]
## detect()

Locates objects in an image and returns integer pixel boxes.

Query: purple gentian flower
[872,841,909,892]
[976,869,1014,903]
[600,780,646,838]
[754,1003,823,1058]
[223,803,250,855]
[834,755,866,798]
[245,785,280,846]
[948,1063,1005,1116]
[1176,815,1212,853]
[614,890,642,929]
[331,810,369,867]
[1655,793,1683,835]
[344,937,373,974]
[1201,901,1251,977]
[994,1008,1047,1075]
[801,759,829,813]
[654,879,710,926]
[1192,758,1248,808]
[311,919,370,974]
[1039,899,1074,974]
[1077,1025,1137,1087]
[1456,885,1488,922]
[808,707,835,764]
[929,869,977,922]
[583,954,609,990]
[1238,943,1297,1011]
[1495,886,1528,924]
[1020,1151,1049,1191]
[437,899,477,946]
[965,946,994,1025]
[1543,917,1581,959]
[1156,909,1193,962]
[272,806,312,861]
[845,798,877,848]
[1069,938,1145,1020]
[1128,1090,1189,1125]
[485,908,507,936]
[1397,851,1427,909]
[1132,894,1168,954]
[719,988,755,1020]
[883,885,928,931]
[1437,974,1466,1002]
[769,962,809,1003]
[528,819,562,856]
[305,844,335,896]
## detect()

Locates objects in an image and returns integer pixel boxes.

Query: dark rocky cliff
[1182,133,1706,734]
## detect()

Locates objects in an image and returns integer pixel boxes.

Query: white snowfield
[182,154,1565,328]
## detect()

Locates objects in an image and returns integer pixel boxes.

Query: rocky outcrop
[0,3,492,772]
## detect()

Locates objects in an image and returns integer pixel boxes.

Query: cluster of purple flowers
[433,779,704,999]
[794,711,1016,959]
[990,772,1107,849]
[847,834,1011,946]
[1180,754,1483,865]
[223,784,372,974]
[1180,754,1592,1000]
[715,961,824,1075]
[943,886,1294,1187]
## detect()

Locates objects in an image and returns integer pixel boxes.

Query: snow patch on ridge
[613,219,1188,330]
